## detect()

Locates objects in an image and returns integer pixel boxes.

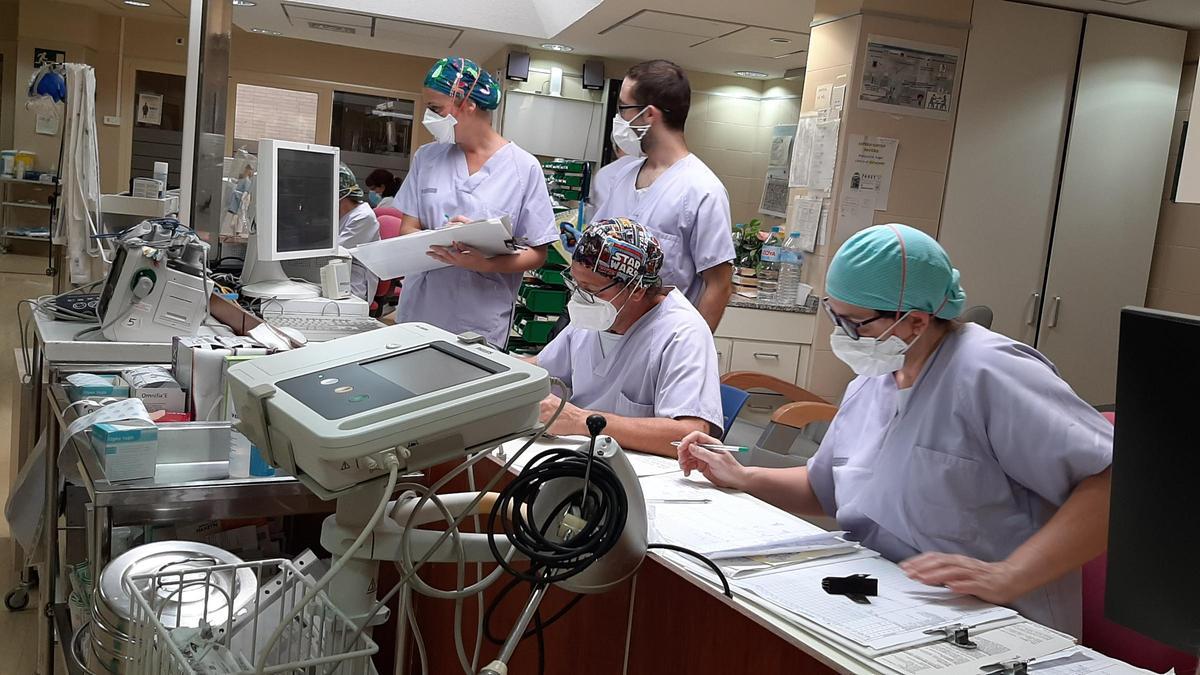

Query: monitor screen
[275,148,335,254]
[362,346,493,395]
[1106,307,1200,651]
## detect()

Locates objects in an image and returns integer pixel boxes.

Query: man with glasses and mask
[593,60,735,332]
[529,218,723,457]
[677,224,1113,637]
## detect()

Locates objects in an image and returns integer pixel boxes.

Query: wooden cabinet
[713,337,732,375]
[940,0,1184,404]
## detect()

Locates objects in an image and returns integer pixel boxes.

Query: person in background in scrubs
[589,146,636,213]
[395,56,558,348]
[593,59,734,332]
[677,224,1112,637]
[530,218,722,457]
[337,164,381,300]
[364,168,400,210]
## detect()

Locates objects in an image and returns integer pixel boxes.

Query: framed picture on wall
[137,93,164,126]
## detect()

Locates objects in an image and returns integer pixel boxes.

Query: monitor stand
[241,234,321,300]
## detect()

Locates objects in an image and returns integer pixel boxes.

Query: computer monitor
[1105,306,1200,652]
[241,139,340,299]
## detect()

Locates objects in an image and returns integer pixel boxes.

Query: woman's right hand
[677,431,751,491]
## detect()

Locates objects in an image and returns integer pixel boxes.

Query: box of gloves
[90,421,158,482]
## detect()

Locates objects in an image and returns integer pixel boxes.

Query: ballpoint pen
[647,498,712,504]
[670,441,751,453]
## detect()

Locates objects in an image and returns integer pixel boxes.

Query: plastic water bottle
[777,232,805,307]
[153,161,169,198]
[758,227,783,304]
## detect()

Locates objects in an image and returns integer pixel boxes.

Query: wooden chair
[719,371,838,431]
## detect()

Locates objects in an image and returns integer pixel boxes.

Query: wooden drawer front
[729,340,801,383]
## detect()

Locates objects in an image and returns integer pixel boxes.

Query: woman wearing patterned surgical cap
[336,163,380,300]
[393,56,557,348]
[678,224,1113,637]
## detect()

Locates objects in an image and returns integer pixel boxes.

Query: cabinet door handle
[747,404,774,411]
[1026,292,1041,326]
[1048,296,1062,328]
[753,352,780,360]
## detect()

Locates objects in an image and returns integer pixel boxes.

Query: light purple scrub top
[807,323,1113,636]
[395,141,558,347]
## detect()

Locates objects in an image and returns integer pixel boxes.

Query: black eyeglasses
[562,269,620,303]
[822,297,892,341]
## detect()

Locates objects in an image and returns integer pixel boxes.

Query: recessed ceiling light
[249,27,281,35]
[769,37,792,44]
[735,70,768,79]
[123,0,151,6]
[232,0,256,6]
[540,43,574,52]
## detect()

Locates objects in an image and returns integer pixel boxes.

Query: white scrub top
[593,154,735,308]
[590,155,639,212]
[395,142,558,347]
[806,323,1113,636]
[536,289,723,436]
[338,201,381,300]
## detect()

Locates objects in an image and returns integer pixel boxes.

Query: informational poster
[831,84,847,111]
[842,134,899,210]
[767,124,797,180]
[859,36,959,119]
[814,84,832,111]
[758,175,790,218]
[789,113,840,191]
[35,112,58,135]
[137,93,163,126]
[787,195,823,252]
[33,48,65,68]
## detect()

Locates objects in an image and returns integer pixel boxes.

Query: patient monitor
[227,323,550,497]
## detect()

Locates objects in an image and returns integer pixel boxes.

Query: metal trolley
[72,557,377,675]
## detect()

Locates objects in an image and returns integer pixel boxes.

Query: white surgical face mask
[567,292,620,332]
[611,107,650,158]
[423,108,457,145]
[828,315,915,377]
[566,280,634,332]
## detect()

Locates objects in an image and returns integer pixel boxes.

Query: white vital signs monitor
[241,139,340,299]
[227,323,550,497]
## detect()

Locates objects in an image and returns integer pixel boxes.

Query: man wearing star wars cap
[530,218,723,457]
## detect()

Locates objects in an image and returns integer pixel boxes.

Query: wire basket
[123,557,378,675]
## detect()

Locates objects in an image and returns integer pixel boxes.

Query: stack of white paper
[737,556,1017,651]
[642,474,847,559]
[351,217,515,279]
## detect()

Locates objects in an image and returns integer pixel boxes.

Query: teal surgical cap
[424,57,501,111]
[826,223,967,320]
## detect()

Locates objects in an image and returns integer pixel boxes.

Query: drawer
[729,339,801,383]
[714,338,732,375]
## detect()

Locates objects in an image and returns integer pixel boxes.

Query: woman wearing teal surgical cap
[679,223,1113,637]
[391,56,558,348]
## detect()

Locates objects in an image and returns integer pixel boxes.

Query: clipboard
[350,216,517,279]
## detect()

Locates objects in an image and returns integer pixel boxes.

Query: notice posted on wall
[759,175,790,218]
[843,134,898,211]
[789,113,840,191]
[859,35,960,119]
[768,124,797,180]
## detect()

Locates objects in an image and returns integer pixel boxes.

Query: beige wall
[1146,31,1200,315]
[506,48,804,227]
[796,1,972,402]
[5,0,438,193]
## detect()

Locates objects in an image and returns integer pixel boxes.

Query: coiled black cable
[486,446,629,585]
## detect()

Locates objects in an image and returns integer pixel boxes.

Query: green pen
[670,441,751,453]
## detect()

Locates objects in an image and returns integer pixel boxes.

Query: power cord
[646,544,732,598]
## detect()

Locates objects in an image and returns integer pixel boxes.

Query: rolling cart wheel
[4,587,30,611]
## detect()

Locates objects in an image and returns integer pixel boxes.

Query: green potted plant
[731,219,771,296]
